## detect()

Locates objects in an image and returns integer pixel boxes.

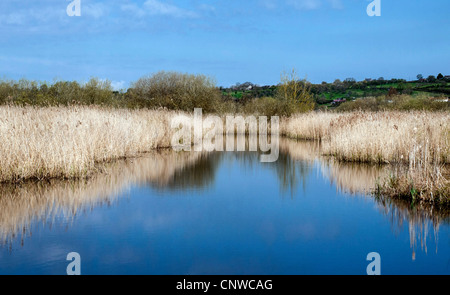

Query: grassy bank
[282,111,449,204]
[283,111,449,164]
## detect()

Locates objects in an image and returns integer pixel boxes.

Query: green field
[221,80,450,109]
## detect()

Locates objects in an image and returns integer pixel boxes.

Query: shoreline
[0,105,448,204]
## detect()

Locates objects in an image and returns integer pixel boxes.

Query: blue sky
[0,0,449,89]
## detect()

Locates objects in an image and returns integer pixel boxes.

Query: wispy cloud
[0,0,203,35]
[327,0,344,10]
[120,3,147,18]
[145,0,198,18]
[262,0,344,11]
[1,13,26,25]
[0,6,64,27]
[287,0,323,10]
[0,1,108,32]
[260,0,277,10]
[83,2,109,19]
[122,0,199,19]
[110,80,127,91]
[0,55,67,67]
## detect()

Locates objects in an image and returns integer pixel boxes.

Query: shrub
[241,96,281,116]
[0,78,116,107]
[130,71,223,113]
[240,70,316,116]
[274,69,315,116]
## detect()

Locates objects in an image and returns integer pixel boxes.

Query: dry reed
[283,111,449,164]
[1,106,448,202]
[0,105,179,182]
[282,111,449,203]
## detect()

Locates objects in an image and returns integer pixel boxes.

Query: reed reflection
[374,194,449,260]
[0,138,447,260]
[0,150,213,247]
[277,138,447,259]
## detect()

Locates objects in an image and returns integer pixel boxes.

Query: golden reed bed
[0,106,448,202]
[283,111,449,164]
[282,111,449,202]
[0,106,179,182]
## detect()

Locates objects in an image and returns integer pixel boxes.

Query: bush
[129,71,223,113]
[0,78,115,107]
[274,70,315,116]
[335,96,384,112]
[79,78,115,105]
[241,96,281,116]
[237,70,315,116]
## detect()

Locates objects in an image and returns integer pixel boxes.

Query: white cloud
[97,79,127,91]
[0,55,67,68]
[143,0,198,18]
[266,0,343,11]
[121,3,146,18]
[287,0,322,10]
[84,3,108,19]
[0,6,64,27]
[111,80,127,91]
[327,0,344,10]
[2,13,26,25]
[120,0,199,19]
[260,0,277,10]
[198,4,216,12]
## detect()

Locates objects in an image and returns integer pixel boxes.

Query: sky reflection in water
[0,139,448,275]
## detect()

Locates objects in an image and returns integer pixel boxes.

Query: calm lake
[0,139,448,275]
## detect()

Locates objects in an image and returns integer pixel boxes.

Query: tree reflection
[150,152,223,191]
[0,138,447,260]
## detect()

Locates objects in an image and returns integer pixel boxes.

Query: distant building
[429,97,449,103]
[331,98,347,106]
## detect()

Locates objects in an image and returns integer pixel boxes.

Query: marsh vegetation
[0,71,448,205]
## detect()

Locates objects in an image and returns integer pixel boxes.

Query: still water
[0,139,448,274]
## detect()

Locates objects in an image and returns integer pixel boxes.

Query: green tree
[396,83,405,94]
[275,69,315,116]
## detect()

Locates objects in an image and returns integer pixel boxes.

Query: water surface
[0,139,448,275]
